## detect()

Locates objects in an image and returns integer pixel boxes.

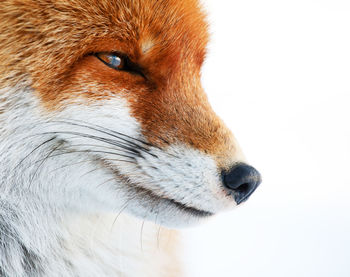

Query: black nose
[222,163,261,205]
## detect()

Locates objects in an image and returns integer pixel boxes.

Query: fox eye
[95,52,145,78]
[96,53,125,70]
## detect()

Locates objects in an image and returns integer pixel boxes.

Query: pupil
[111,55,121,68]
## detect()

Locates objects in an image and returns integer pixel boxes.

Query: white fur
[0,85,238,276]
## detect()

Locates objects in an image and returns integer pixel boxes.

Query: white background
[184,0,350,276]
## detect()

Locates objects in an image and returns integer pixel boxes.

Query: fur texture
[0,0,245,276]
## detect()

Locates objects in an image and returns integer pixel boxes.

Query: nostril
[236,183,250,194]
[233,181,258,204]
[222,163,261,205]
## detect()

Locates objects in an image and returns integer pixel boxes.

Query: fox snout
[131,81,262,206]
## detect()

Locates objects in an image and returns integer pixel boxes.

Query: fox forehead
[0,0,208,92]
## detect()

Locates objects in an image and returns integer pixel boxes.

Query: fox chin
[0,0,261,276]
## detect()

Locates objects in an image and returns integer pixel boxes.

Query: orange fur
[0,0,238,168]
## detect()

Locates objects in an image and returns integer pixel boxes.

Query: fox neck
[0,208,181,277]
[0,87,181,277]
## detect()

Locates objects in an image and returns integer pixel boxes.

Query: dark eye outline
[94,52,146,79]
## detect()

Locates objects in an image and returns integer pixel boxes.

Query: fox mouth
[129,183,214,218]
[107,164,214,219]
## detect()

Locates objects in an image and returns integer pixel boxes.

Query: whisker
[157,225,162,250]
[96,177,116,188]
[14,136,57,170]
[49,120,154,154]
[64,143,142,159]
[154,204,161,249]
[34,149,136,165]
[111,195,138,231]
[52,118,154,147]
[28,142,63,187]
[49,159,100,173]
[49,119,182,159]
[63,143,138,156]
[140,219,145,253]
[64,149,136,160]
[80,167,103,178]
[37,131,148,157]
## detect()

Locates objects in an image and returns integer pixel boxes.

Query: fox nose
[222,163,261,205]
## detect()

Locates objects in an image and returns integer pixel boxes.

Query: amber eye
[96,52,125,70]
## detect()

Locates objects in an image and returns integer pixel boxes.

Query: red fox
[0,0,261,276]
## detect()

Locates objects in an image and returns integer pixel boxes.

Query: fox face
[0,0,261,227]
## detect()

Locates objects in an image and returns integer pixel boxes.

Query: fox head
[0,0,261,227]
